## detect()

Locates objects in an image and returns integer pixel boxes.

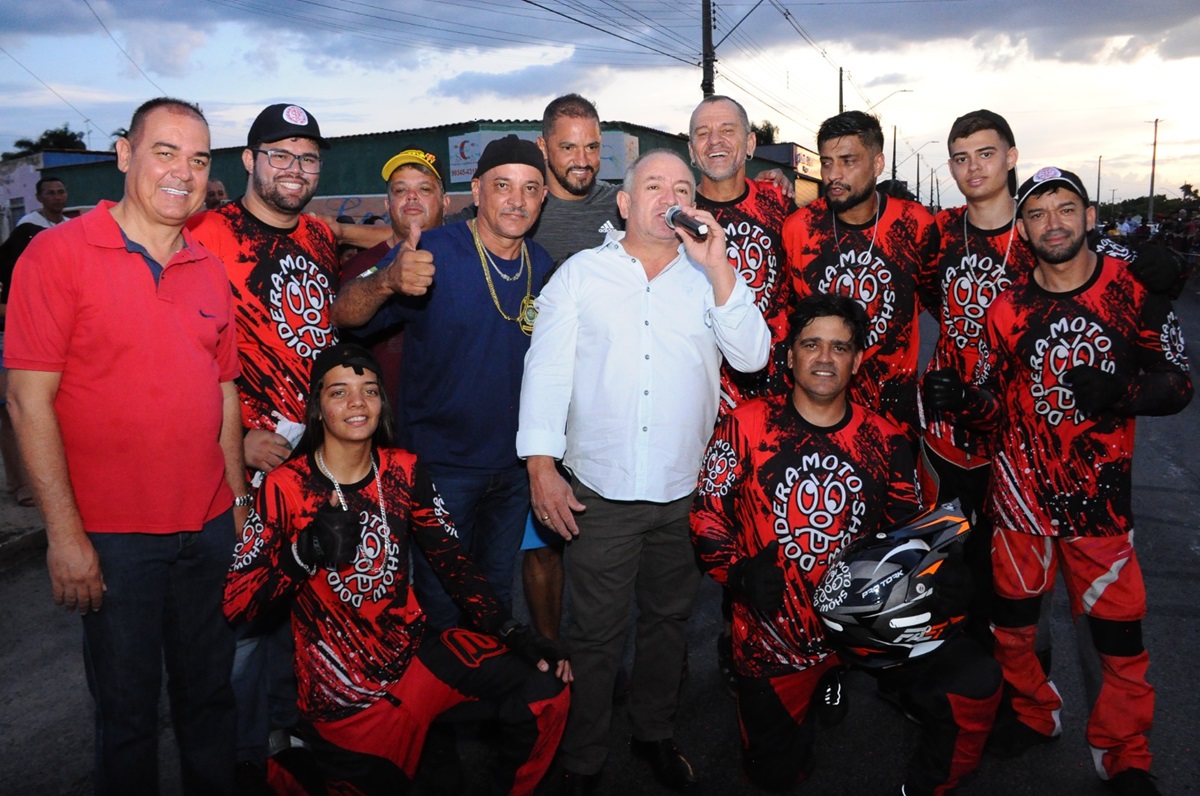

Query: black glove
[727,541,785,614]
[929,540,973,623]
[499,621,566,669]
[296,502,362,569]
[923,368,967,412]
[1064,365,1126,416]
[1129,241,1184,295]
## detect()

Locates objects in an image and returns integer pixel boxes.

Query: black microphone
[665,205,709,239]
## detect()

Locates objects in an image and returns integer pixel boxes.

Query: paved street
[2,281,1198,795]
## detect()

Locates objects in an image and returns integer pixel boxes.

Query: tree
[751,120,778,145]
[1181,182,1199,202]
[110,127,129,152]
[2,124,87,160]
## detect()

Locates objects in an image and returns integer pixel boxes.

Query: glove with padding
[1129,241,1184,295]
[923,368,967,412]
[1064,365,1126,416]
[296,502,362,568]
[499,621,567,669]
[727,540,786,614]
[928,539,973,623]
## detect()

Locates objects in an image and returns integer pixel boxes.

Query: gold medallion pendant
[519,295,537,336]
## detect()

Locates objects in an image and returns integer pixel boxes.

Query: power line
[0,45,100,139]
[81,0,168,95]
[518,0,698,65]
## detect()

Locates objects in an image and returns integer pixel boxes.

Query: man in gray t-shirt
[521,94,622,640]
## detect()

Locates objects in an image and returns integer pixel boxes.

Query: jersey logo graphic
[442,627,508,668]
[430,489,460,539]
[771,453,865,571]
[327,509,400,608]
[231,508,266,570]
[819,252,897,350]
[723,220,778,312]
[268,253,335,359]
[698,438,738,497]
[1162,310,1190,371]
[942,254,1011,351]
[598,220,617,234]
[1029,315,1115,425]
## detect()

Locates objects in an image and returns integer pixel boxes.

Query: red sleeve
[223,469,309,625]
[689,413,750,585]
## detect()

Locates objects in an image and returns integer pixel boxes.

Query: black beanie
[474,134,546,181]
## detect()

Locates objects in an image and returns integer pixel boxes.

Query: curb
[0,526,47,569]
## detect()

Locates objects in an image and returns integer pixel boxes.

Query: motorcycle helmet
[813,501,971,669]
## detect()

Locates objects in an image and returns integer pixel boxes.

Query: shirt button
[645,286,650,292]
[644,320,649,326]
[642,426,648,432]
[644,354,650,360]
[644,390,649,395]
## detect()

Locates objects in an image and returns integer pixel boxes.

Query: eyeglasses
[252,149,322,174]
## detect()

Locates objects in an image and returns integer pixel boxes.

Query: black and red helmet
[814,501,972,669]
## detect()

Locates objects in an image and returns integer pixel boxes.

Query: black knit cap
[474,134,546,180]
[309,343,383,394]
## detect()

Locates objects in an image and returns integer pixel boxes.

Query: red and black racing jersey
[188,202,339,429]
[784,194,939,440]
[922,206,1034,465]
[223,448,504,722]
[971,256,1192,538]
[697,179,793,412]
[690,394,919,678]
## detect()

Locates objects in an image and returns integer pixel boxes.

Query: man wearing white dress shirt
[517,149,770,792]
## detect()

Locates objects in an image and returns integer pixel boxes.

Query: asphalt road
[2,284,1198,796]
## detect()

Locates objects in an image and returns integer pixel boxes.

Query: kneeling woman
[224,344,570,794]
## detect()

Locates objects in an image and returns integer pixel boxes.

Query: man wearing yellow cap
[334,151,449,392]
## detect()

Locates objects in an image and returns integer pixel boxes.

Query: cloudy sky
[2,0,1197,210]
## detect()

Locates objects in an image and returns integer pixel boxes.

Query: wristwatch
[233,494,254,508]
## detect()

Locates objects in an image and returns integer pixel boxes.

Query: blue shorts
[520,511,564,551]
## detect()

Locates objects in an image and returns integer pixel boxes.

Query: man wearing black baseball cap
[334,133,554,634]
[945,164,1192,795]
[187,101,341,785]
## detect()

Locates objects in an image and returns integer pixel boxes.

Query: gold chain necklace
[470,220,537,335]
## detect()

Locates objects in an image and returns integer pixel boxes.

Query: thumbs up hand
[385,222,436,296]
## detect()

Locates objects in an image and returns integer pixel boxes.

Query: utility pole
[1147,119,1160,225]
[701,0,715,97]
[891,125,897,182]
[916,152,921,202]
[838,68,844,113]
[1095,155,1102,212]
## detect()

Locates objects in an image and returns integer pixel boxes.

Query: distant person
[14,176,69,229]
[206,178,228,209]
[5,96,243,795]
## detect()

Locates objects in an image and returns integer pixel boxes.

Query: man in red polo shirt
[4,98,245,794]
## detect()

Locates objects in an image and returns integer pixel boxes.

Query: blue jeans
[231,618,298,763]
[82,512,237,796]
[411,464,529,630]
